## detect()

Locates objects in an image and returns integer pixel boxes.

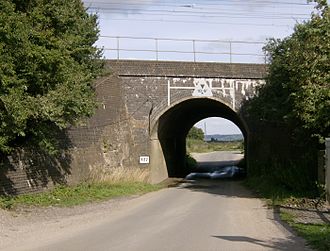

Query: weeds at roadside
[245,176,329,251]
[281,212,330,251]
[0,182,163,210]
[244,176,320,206]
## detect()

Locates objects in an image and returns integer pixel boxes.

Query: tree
[187,126,205,141]
[245,0,329,141]
[0,0,103,153]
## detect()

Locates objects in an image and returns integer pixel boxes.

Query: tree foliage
[0,0,103,153]
[187,126,205,141]
[245,0,329,141]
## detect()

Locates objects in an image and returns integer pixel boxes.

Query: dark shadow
[212,235,310,251]
[178,179,255,199]
[195,160,243,172]
[316,210,330,224]
[157,98,247,178]
[0,129,72,196]
[0,154,17,195]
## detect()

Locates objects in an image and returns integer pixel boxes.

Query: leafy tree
[187,126,205,141]
[0,0,103,153]
[246,0,329,141]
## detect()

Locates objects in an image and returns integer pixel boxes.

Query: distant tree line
[187,126,204,141]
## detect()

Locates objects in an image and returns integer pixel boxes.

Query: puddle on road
[185,166,246,181]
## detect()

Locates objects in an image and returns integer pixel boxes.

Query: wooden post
[318,150,325,184]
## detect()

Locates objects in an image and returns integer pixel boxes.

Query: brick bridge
[0,60,268,194]
[67,60,267,184]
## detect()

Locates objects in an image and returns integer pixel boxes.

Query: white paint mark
[192,79,213,97]
[229,81,236,110]
[167,80,170,106]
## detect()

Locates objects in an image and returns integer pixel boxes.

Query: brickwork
[108,60,267,79]
[0,147,70,195]
[0,60,267,195]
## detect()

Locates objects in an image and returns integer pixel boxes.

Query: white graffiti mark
[192,79,213,97]
[166,77,264,110]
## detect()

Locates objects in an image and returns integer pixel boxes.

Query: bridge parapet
[106,60,267,78]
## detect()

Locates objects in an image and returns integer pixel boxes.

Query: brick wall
[0,60,267,195]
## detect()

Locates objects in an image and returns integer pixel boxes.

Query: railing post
[99,36,266,63]
[193,40,196,62]
[229,41,232,63]
[155,38,159,61]
[116,36,120,60]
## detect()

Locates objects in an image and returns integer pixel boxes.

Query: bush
[0,0,103,154]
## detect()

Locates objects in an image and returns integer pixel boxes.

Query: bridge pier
[149,138,168,184]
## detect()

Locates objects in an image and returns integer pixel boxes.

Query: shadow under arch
[149,97,248,182]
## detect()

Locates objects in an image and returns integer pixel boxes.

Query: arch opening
[186,117,245,178]
[155,98,247,178]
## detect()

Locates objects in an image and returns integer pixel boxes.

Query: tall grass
[0,182,162,209]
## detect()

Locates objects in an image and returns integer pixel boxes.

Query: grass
[187,138,243,153]
[281,212,330,251]
[244,175,323,206]
[245,176,329,251]
[244,176,306,205]
[0,182,163,210]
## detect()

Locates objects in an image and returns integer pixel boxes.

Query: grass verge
[244,176,329,251]
[281,212,330,251]
[186,139,243,153]
[244,176,306,205]
[0,182,163,210]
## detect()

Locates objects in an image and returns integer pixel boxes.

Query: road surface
[1,180,311,251]
[191,151,244,171]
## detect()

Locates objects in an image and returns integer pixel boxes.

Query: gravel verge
[0,195,141,249]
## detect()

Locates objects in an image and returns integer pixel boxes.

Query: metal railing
[98,36,267,63]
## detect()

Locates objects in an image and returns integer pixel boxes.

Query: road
[191,151,244,163]
[191,151,244,171]
[1,152,311,251]
[2,184,311,251]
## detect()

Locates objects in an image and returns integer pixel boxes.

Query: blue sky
[82,0,318,135]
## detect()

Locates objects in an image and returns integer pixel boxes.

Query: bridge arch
[149,96,248,182]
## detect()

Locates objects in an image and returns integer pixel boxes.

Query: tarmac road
[1,152,311,251]
[191,151,244,171]
[4,182,311,251]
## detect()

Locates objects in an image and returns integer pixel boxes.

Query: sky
[82,0,318,135]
